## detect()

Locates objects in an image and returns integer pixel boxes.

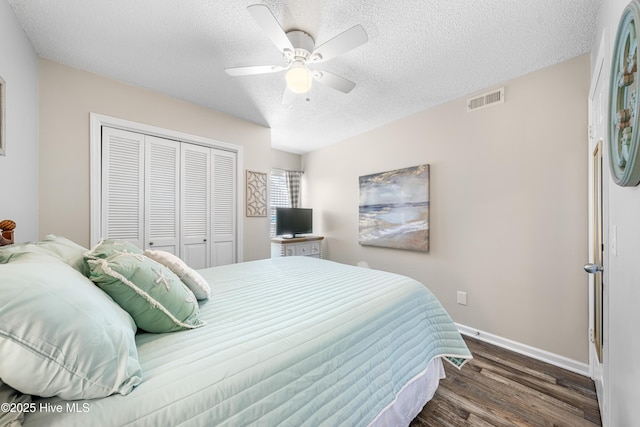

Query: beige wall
[271,149,302,171]
[39,59,272,261]
[0,1,39,242]
[303,55,590,363]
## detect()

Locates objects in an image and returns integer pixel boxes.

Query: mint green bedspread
[24,257,471,426]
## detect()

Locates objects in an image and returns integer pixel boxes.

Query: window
[270,169,291,236]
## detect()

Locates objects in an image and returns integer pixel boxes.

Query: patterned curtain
[285,170,303,208]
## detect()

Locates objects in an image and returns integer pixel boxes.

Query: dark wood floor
[411,336,602,427]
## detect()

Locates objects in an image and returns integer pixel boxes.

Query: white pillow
[144,250,211,300]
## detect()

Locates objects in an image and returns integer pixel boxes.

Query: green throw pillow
[87,252,205,333]
[144,249,211,300]
[86,239,144,259]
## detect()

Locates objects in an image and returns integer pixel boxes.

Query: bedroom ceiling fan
[225,4,368,103]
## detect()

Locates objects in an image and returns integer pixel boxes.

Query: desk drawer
[295,243,312,256]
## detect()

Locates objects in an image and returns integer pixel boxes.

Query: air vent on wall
[466,87,505,112]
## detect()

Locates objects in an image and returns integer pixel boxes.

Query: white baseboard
[456,323,590,377]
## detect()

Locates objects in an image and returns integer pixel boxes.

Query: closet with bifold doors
[100,126,237,269]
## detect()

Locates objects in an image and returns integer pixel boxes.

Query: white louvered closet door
[101,127,145,248]
[181,143,211,269]
[212,149,237,266]
[101,125,237,268]
[145,136,180,254]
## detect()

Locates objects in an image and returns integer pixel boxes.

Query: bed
[0,236,471,427]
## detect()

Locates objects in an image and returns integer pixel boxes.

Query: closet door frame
[89,113,244,262]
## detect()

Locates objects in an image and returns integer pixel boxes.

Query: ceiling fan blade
[310,25,368,63]
[281,87,297,105]
[313,71,356,93]
[225,65,287,76]
[247,4,294,53]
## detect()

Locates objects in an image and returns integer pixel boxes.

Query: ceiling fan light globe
[285,64,312,94]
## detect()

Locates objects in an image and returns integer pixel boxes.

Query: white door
[587,36,608,420]
[97,119,238,268]
[145,136,180,254]
[211,149,237,266]
[181,143,211,269]
[101,127,145,248]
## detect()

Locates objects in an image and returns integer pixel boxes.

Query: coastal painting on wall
[359,164,430,252]
[0,75,5,156]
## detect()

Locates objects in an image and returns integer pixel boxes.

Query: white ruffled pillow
[144,250,211,300]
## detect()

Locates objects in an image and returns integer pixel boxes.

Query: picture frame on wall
[246,170,268,217]
[359,164,430,252]
[0,75,5,156]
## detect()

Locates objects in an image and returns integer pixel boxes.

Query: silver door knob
[584,263,603,274]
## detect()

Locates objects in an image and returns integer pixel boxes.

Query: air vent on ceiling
[467,87,505,112]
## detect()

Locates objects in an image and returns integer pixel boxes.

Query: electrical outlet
[457,291,467,306]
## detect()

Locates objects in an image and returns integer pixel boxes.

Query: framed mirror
[609,0,640,186]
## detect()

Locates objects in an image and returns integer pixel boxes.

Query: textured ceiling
[8,0,601,154]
